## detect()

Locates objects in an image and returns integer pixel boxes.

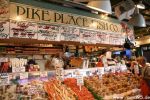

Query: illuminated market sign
[10,3,123,34]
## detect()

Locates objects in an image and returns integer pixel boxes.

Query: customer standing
[137,57,150,97]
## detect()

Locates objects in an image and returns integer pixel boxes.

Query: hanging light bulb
[129,6,146,27]
[87,0,112,14]
[137,1,145,9]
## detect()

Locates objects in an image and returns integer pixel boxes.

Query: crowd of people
[96,50,150,97]
[129,56,150,97]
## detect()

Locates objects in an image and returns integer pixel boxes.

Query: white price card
[76,74,84,86]
[0,0,9,21]
[12,67,25,73]
[40,71,48,82]
[0,73,9,86]
[19,72,28,85]
[60,26,80,42]
[20,72,28,79]
[55,68,64,81]
[80,29,97,44]
[0,21,9,39]
[10,20,38,39]
[38,23,60,41]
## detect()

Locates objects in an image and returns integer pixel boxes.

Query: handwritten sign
[109,34,124,45]
[0,21,9,39]
[60,26,70,41]
[12,67,25,73]
[60,26,80,42]
[80,29,97,44]
[38,23,60,41]
[76,74,84,86]
[96,32,104,44]
[0,0,9,20]
[10,20,37,39]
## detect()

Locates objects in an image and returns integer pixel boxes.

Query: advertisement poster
[0,21,9,39]
[38,23,60,41]
[10,20,37,39]
[0,0,9,21]
[0,73,9,86]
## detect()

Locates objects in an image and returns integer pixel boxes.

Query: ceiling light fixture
[137,1,145,9]
[87,0,112,14]
[129,6,146,27]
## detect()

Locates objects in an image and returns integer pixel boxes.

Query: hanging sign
[0,0,9,21]
[9,3,125,34]
[96,32,104,44]
[80,29,97,44]
[96,31,110,44]
[37,23,60,41]
[0,21,9,39]
[60,26,80,42]
[10,20,38,39]
[60,26,70,41]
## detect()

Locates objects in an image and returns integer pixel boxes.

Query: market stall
[0,0,141,100]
